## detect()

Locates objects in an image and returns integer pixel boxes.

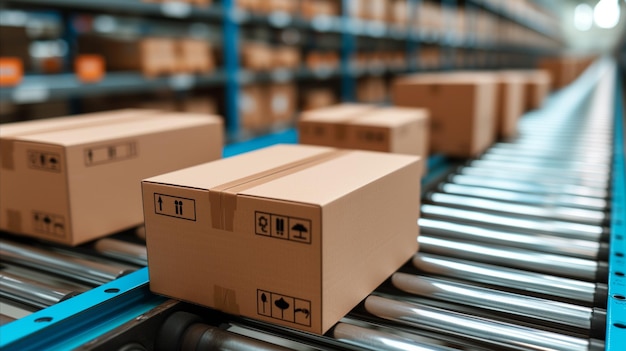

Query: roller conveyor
[0,59,624,350]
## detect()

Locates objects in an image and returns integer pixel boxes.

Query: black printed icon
[261,292,268,313]
[28,150,62,172]
[33,211,66,237]
[276,217,285,235]
[175,200,183,215]
[295,307,310,319]
[87,149,93,163]
[154,193,196,221]
[258,216,268,233]
[274,297,290,319]
[108,146,116,159]
[291,223,307,239]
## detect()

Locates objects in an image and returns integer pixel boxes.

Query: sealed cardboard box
[298,103,376,147]
[0,111,223,245]
[347,107,430,176]
[524,70,551,111]
[495,72,526,140]
[302,88,336,111]
[142,144,420,334]
[393,72,497,158]
[538,56,577,90]
[178,39,214,74]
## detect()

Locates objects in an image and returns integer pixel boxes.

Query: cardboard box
[302,88,336,111]
[142,144,421,334]
[0,111,223,245]
[356,77,387,103]
[300,0,340,18]
[268,83,297,123]
[239,85,268,130]
[538,56,577,90]
[78,35,178,77]
[347,107,430,175]
[495,72,526,140]
[392,72,498,158]
[178,39,214,74]
[298,103,376,147]
[524,70,551,111]
[272,46,301,69]
[241,42,273,71]
[75,55,105,83]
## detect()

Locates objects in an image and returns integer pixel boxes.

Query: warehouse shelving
[0,0,564,139]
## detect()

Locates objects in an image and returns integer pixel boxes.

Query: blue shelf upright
[223,0,241,139]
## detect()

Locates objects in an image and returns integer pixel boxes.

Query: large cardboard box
[142,144,421,334]
[392,72,497,158]
[298,103,376,147]
[348,107,430,175]
[495,72,526,140]
[0,111,223,245]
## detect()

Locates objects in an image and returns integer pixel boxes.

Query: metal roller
[417,236,608,282]
[420,205,607,242]
[92,238,147,266]
[0,271,82,309]
[332,322,459,351]
[411,253,608,307]
[390,273,606,338]
[480,152,611,171]
[467,160,609,180]
[448,174,608,199]
[364,295,605,351]
[0,240,134,286]
[418,218,608,260]
[459,166,608,189]
[437,183,607,210]
[425,192,606,225]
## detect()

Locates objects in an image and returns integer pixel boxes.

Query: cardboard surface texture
[392,72,497,158]
[0,110,223,245]
[142,144,421,334]
[495,72,526,140]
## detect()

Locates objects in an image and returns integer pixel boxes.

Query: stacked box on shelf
[239,84,298,131]
[302,88,337,111]
[357,77,387,103]
[393,72,498,158]
[0,109,223,245]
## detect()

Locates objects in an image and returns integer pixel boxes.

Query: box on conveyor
[495,72,526,140]
[142,144,421,334]
[0,109,223,245]
[523,70,551,111]
[392,72,497,158]
[298,104,429,175]
[538,56,577,90]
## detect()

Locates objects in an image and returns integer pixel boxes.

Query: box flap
[12,114,221,147]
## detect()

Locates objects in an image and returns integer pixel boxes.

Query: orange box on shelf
[75,55,105,83]
[0,110,223,246]
[142,144,421,335]
[177,39,214,74]
[0,57,23,87]
[302,88,337,111]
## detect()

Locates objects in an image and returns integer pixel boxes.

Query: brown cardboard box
[356,77,387,103]
[178,38,214,74]
[495,72,526,140]
[524,70,551,111]
[298,103,376,147]
[268,83,297,123]
[0,111,223,245]
[78,35,178,77]
[393,72,498,158]
[241,42,273,71]
[302,88,336,111]
[538,56,577,90]
[272,46,301,69]
[183,96,218,115]
[348,107,430,175]
[239,85,268,130]
[142,144,420,334]
[300,0,340,18]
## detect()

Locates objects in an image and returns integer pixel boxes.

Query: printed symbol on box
[85,141,137,166]
[255,212,271,236]
[294,298,312,326]
[154,193,196,221]
[272,294,294,322]
[289,218,311,243]
[257,289,311,326]
[33,211,65,237]
[27,150,61,172]
[271,215,289,239]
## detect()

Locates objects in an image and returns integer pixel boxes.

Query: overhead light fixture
[594,0,621,29]
[574,3,594,31]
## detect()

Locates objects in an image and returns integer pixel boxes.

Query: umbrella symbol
[274,297,290,319]
[291,223,308,239]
